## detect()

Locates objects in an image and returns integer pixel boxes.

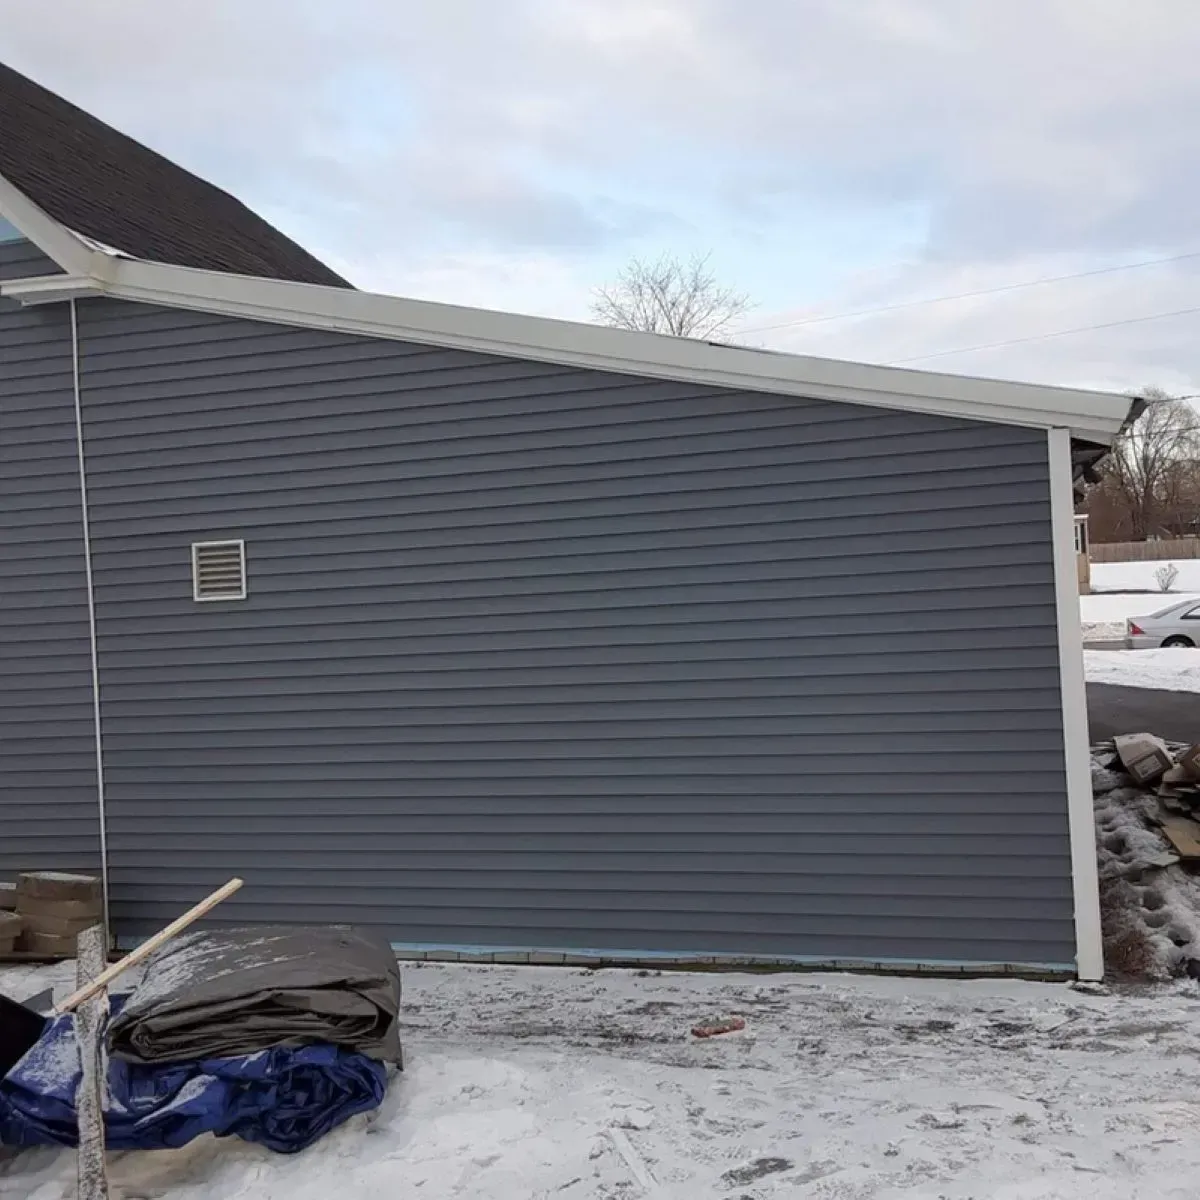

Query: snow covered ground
[1082,559,1200,640]
[1091,559,1200,594]
[1085,648,1200,692]
[3,960,1200,1199]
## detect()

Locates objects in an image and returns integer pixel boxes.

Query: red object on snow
[691,1016,746,1038]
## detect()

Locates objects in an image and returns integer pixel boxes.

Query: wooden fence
[1091,538,1200,562]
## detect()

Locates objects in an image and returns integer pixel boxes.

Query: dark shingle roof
[0,62,351,287]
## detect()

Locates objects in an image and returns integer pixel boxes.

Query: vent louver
[192,540,246,601]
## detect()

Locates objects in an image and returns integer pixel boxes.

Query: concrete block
[19,930,78,957]
[17,872,101,904]
[17,896,102,921]
[21,913,101,939]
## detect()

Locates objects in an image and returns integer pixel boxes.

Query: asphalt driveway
[1087,683,1200,742]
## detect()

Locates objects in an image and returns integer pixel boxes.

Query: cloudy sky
[6,1,1200,391]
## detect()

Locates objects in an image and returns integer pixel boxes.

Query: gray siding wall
[0,237,64,280]
[0,295,100,877]
[74,298,1074,967]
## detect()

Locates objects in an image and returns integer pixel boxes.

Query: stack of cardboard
[1157,744,1200,814]
[15,872,103,957]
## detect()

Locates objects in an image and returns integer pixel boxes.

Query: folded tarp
[107,925,402,1065]
[0,1001,388,1154]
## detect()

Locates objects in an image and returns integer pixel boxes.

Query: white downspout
[69,298,109,939]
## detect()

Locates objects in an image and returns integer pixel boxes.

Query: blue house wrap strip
[0,1003,388,1154]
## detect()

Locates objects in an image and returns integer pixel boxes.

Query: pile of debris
[1093,734,1200,980]
[1112,733,1200,860]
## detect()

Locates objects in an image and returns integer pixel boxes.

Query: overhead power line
[737,248,1200,337]
[886,304,1200,366]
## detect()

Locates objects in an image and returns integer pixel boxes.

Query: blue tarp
[0,1000,388,1154]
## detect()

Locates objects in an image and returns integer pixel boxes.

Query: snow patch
[1085,648,1200,692]
[1091,559,1200,593]
[2,962,1199,1198]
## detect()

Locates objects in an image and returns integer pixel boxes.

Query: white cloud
[3,1,1200,389]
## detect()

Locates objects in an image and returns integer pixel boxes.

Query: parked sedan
[1125,598,1200,648]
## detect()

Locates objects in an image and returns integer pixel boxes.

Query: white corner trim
[0,170,99,276]
[101,257,1133,441]
[1048,427,1103,981]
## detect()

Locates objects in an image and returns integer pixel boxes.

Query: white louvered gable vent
[192,540,247,602]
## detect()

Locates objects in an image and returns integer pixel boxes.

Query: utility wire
[886,304,1200,366]
[737,248,1200,336]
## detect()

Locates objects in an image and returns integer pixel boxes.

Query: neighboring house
[0,63,1133,978]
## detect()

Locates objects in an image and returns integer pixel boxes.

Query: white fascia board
[103,257,1134,442]
[0,170,103,277]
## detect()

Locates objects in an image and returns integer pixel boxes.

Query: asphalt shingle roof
[0,62,351,287]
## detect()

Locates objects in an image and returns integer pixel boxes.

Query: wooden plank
[74,924,109,1200]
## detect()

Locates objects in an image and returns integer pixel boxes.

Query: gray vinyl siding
[74,298,1074,968]
[0,237,63,280]
[0,297,100,876]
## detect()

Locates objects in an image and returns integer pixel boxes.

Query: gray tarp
[106,926,402,1065]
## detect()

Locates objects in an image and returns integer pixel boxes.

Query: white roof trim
[95,258,1132,442]
[0,175,1134,441]
[0,272,104,305]
[0,170,109,277]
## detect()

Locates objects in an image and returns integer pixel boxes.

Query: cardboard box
[1178,744,1200,781]
[0,911,20,941]
[0,882,16,911]
[1114,733,1174,786]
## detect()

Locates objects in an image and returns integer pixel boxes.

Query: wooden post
[74,924,109,1200]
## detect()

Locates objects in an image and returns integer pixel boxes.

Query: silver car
[1125,598,1200,648]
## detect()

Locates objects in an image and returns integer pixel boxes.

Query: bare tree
[1102,388,1200,540]
[591,253,751,340]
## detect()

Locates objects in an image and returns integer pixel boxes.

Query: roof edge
[0,213,1136,441]
[93,256,1133,442]
[0,167,104,275]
